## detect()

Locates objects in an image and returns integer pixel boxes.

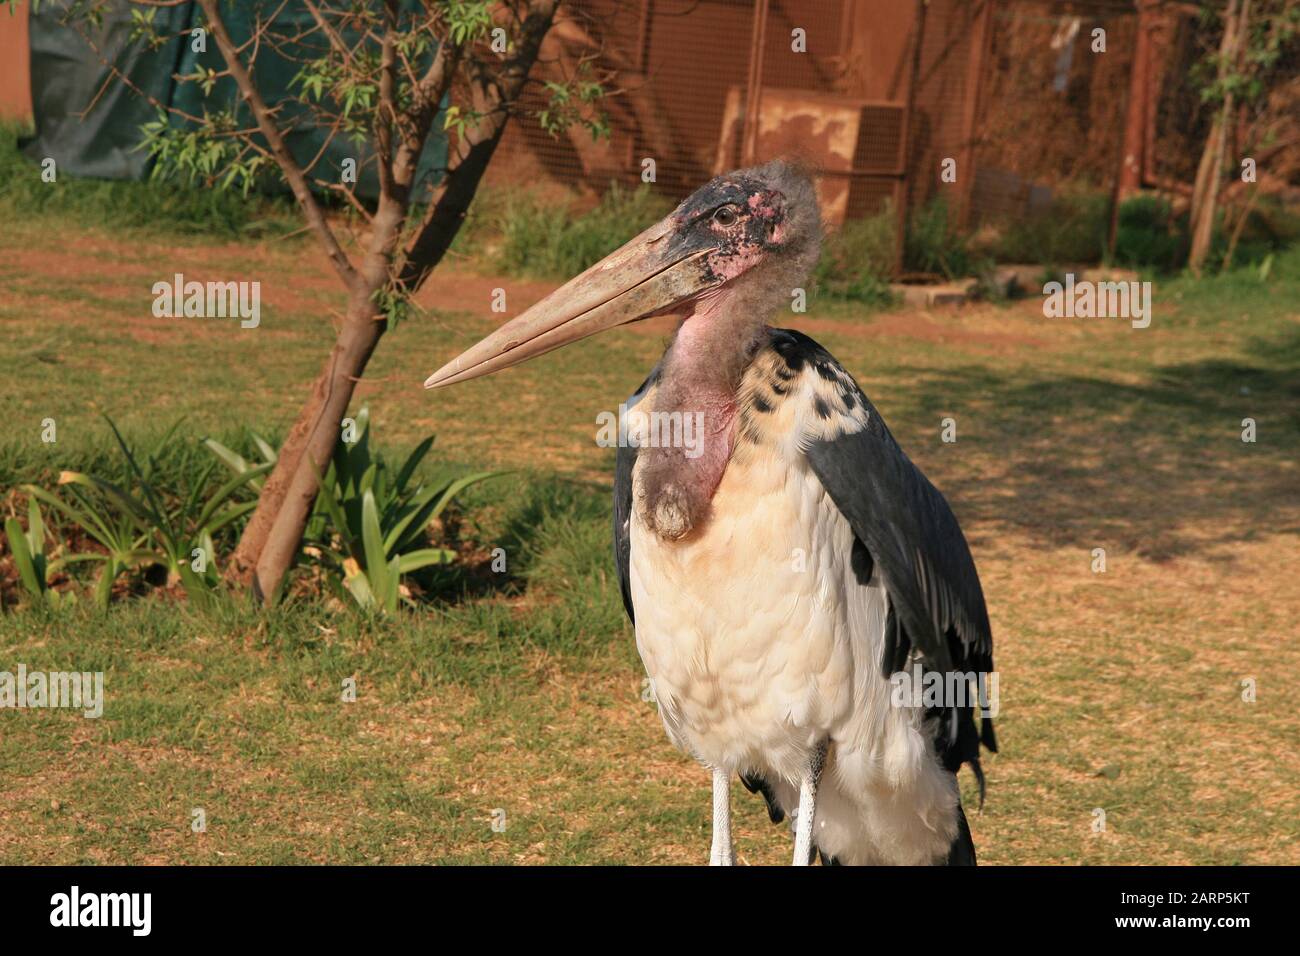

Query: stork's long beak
[424,216,719,389]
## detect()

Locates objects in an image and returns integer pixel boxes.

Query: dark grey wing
[807,424,993,676]
[612,366,660,626]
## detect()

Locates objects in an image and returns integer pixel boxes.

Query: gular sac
[636,448,714,540]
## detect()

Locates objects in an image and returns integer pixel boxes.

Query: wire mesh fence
[971,3,1136,218]
[483,0,1298,277]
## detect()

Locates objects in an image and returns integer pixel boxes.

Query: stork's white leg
[792,744,827,866]
[709,767,734,866]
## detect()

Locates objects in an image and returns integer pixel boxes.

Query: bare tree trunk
[1189,0,1250,274]
[1221,182,1260,270]
[1188,97,1232,273]
[1189,0,1238,224]
[225,328,372,586]
[251,292,387,601]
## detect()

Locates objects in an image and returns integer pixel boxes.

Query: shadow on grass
[897,341,1300,561]
[404,472,611,608]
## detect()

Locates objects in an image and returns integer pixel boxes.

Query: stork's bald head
[661,160,822,291]
[423,160,821,390]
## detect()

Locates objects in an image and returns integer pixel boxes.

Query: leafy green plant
[904,198,973,279]
[3,498,73,607]
[24,420,268,608]
[1114,195,1187,273]
[970,260,1011,303]
[815,206,898,305]
[140,109,273,197]
[202,431,278,493]
[17,2,600,604]
[538,61,610,141]
[206,408,500,614]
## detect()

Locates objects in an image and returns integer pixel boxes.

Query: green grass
[904,197,978,279]
[815,205,898,306]
[454,181,673,281]
[1,138,1299,863]
[989,190,1111,267]
[1113,194,1186,273]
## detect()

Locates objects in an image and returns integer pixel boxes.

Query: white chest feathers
[630,445,865,775]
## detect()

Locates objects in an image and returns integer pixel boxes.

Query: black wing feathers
[806,424,992,675]
[612,367,660,626]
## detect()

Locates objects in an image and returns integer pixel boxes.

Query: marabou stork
[425,161,997,866]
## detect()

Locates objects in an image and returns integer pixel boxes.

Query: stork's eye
[712,205,739,227]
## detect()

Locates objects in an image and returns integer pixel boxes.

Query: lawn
[1,147,1298,864]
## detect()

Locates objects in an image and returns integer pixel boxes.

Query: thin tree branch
[397,0,560,292]
[301,0,353,66]
[196,0,360,290]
